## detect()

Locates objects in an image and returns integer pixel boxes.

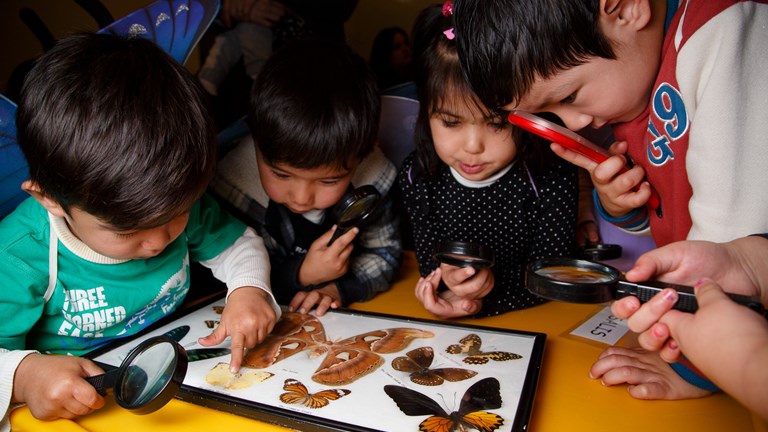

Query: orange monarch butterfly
[279,379,351,409]
[446,334,522,365]
[384,377,504,432]
[391,346,477,386]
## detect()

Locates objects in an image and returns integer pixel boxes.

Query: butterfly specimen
[392,347,477,386]
[384,377,504,432]
[446,334,522,365]
[186,348,231,362]
[244,312,434,385]
[279,379,350,409]
[205,362,273,390]
[162,325,190,342]
[205,320,220,329]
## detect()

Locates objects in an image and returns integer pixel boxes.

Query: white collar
[50,214,129,264]
[449,161,515,188]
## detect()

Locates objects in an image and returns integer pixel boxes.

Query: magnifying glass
[86,336,188,414]
[507,110,662,216]
[576,242,622,261]
[525,257,766,317]
[327,185,382,246]
[433,241,494,269]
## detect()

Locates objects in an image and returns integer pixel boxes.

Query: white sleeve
[678,3,768,242]
[199,227,281,318]
[0,349,38,431]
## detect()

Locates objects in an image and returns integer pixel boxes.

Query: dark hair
[412,5,522,178]
[369,26,412,90]
[248,39,379,171]
[453,0,615,109]
[17,32,216,230]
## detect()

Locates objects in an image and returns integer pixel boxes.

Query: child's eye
[114,231,136,239]
[489,121,506,130]
[441,119,459,128]
[272,171,290,179]
[320,180,340,186]
[559,93,577,105]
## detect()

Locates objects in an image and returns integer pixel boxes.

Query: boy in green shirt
[0,33,278,425]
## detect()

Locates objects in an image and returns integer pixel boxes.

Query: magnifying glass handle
[617,280,766,317]
[86,369,119,396]
[327,227,348,247]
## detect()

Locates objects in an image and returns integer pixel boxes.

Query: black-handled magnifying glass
[576,242,623,261]
[525,257,766,317]
[86,335,188,415]
[432,241,494,269]
[327,185,382,246]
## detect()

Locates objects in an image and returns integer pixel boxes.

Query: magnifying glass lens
[119,342,178,408]
[535,266,614,283]
[328,185,382,246]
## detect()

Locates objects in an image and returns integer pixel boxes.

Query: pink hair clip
[442,0,454,39]
[442,0,453,16]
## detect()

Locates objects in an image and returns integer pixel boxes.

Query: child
[453,0,768,247]
[402,4,578,319]
[210,39,401,317]
[453,0,768,399]
[0,33,279,425]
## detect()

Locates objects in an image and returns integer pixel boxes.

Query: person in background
[369,26,414,92]
[210,39,401,317]
[198,0,358,129]
[590,235,768,419]
[401,3,577,319]
[0,33,279,427]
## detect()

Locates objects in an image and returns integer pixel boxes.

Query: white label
[569,306,629,345]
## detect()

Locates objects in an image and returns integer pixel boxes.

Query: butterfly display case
[90,298,545,432]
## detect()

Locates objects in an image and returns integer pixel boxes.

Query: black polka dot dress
[398,154,578,317]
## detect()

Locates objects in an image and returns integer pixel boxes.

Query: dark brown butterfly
[384,377,504,432]
[244,313,435,385]
[446,334,522,365]
[279,378,350,409]
[392,346,477,386]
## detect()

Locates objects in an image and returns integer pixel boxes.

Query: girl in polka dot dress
[398,3,579,318]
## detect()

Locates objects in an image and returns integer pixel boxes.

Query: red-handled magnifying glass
[508,110,661,215]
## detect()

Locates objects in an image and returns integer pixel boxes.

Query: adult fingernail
[663,288,677,302]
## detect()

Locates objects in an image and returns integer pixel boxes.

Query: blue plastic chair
[0,95,26,219]
[0,0,220,220]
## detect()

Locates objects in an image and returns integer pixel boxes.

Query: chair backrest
[378,95,420,168]
[0,95,27,219]
[97,0,219,65]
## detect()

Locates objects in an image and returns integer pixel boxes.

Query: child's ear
[601,0,652,32]
[21,180,68,217]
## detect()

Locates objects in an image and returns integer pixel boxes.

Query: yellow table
[11,252,768,431]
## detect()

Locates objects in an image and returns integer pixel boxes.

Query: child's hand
[288,284,341,316]
[198,287,277,372]
[439,263,494,300]
[588,346,711,400]
[13,353,105,421]
[414,268,482,319]
[298,226,359,287]
[551,140,653,217]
